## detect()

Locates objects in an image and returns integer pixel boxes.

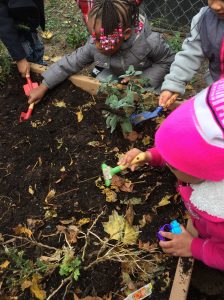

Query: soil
[1,69,223,300]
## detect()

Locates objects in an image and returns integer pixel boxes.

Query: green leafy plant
[66,18,89,49]
[168,32,182,52]
[1,246,48,287]
[98,66,149,133]
[0,42,11,85]
[59,254,81,281]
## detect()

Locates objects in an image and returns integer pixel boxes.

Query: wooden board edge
[30,63,100,95]
[169,219,198,300]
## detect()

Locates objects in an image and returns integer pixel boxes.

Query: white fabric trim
[194,87,224,148]
[190,180,224,218]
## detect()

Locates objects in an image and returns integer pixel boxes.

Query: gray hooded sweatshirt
[42,14,174,90]
[161,6,224,95]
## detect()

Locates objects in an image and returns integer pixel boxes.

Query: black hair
[88,0,139,35]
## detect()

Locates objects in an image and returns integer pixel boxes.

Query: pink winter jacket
[148,147,224,270]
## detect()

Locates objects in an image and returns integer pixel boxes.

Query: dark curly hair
[88,0,139,35]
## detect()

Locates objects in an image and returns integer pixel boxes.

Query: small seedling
[59,254,81,281]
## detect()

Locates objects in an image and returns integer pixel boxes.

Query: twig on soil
[78,175,99,184]
[81,210,105,261]
[46,274,73,300]
[2,235,58,250]
[131,180,146,184]
[53,187,79,199]
[62,278,73,300]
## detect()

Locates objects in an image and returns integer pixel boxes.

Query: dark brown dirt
[0,69,214,300]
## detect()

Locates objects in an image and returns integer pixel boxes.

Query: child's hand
[120,76,139,84]
[118,148,151,171]
[159,225,193,257]
[159,90,179,108]
[17,58,30,78]
[28,84,49,104]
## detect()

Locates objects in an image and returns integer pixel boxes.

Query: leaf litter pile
[0,71,188,300]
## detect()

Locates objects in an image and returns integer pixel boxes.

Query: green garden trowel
[101,152,147,186]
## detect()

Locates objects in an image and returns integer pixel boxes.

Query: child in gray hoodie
[28,0,174,104]
[159,1,224,107]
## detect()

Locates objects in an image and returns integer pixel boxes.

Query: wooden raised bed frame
[30,63,196,300]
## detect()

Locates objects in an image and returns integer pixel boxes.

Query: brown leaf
[125,203,134,226]
[139,214,153,227]
[44,189,56,204]
[66,225,79,244]
[0,260,10,270]
[123,131,141,142]
[56,225,66,233]
[74,296,103,300]
[30,274,46,300]
[14,225,32,238]
[21,280,32,291]
[138,240,157,252]
[142,135,150,146]
[27,218,43,229]
[120,181,134,193]
[60,217,76,225]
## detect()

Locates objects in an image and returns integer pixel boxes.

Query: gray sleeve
[42,39,94,89]
[160,8,207,95]
[142,32,175,89]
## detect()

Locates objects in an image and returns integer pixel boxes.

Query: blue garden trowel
[130,106,164,125]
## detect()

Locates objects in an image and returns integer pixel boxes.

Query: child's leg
[19,30,45,65]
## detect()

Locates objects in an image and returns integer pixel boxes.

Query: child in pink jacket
[118,78,224,270]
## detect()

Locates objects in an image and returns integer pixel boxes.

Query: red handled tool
[19,77,38,122]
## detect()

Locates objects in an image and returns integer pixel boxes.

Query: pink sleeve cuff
[191,237,205,261]
[147,147,165,167]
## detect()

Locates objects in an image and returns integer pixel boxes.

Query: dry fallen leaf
[152,195,172,212]
[142,135,150,146]
[103,210,139,244]
[111,175,134,192]
[44,209,57,219]
[60,217,75,225]
[14,225,32,238]
[123,131,141,142]
[30,274,46,300]
[28,185,35,195]
[120,197,142,205]
[41,31,53,39]
[77,218,90,226]
[138,240,157,252]
[52,100,66,108]
[103,189,117,202]
[74,295,103,300]
[50,56,62,62]
[66,225,79,244]
[43,55,50,61]
[0,260,10,270]
[76,111,83,122]
[21,279,32,291]
[87,141,100,147]
[139,214,153,228]
[44,189,56,204]
[27,218,43,229]
[125,203,134,226]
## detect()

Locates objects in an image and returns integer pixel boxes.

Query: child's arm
[191,235,224,270]
[159,7,207,100]
[142,32,175,89]
[41,39,94,90]
[28,39,94,103]
[118,147,166,171]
